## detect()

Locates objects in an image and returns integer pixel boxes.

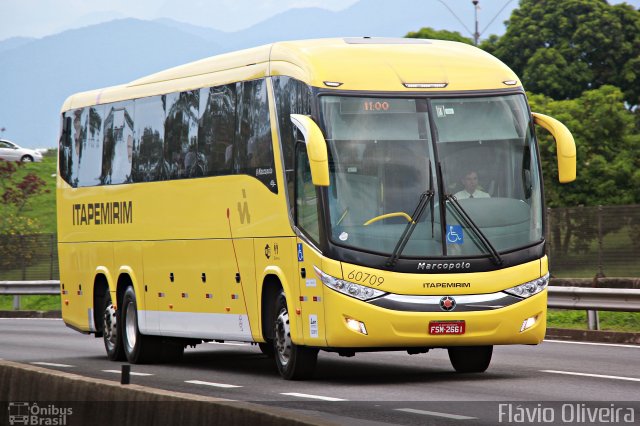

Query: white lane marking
[542,370,640,382]
[544,340,640,349]
[0,318,62,321]
[395,408,477,420]
[31,362,74,368]
[185,380,242,388]
[281,393,346,401]
[102,370,153,376]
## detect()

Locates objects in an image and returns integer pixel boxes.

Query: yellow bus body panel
[61,38,519,112]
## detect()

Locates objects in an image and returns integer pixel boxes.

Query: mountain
[154,18,229,43]
[0,37,37,53]
[154,0,484,52]
[0,19,221,149]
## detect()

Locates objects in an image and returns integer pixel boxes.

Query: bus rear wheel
[103,289,125,361]
[447,345,493,373]
[121,286,162,363]
[273,292,317,380]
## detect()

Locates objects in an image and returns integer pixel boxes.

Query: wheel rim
[103,303,118,351]
[22,156,32,162]
[124,300,137,352]
[275,308,291,367]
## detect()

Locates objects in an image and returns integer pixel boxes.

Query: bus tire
[102,289,125,361]
[121,286,161,363]
[447,345,493,373]
[273,291,318,380]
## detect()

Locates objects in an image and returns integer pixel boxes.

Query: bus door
[295,142,328,346]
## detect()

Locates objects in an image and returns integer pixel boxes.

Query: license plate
[429,321,465,335]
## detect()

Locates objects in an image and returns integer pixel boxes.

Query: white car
[0,139,43,162]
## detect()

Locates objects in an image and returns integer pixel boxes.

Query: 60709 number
[347,270,385,286]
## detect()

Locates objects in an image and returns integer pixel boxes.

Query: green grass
[0,295,60,311]
[0,152,57,234]
[547,309,640,332]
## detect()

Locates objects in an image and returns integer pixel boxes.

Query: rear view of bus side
[57,38,576,380]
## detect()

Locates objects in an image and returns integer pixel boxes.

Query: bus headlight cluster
[314,266,386,301]
[504,273,549,298]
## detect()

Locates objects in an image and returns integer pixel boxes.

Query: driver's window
[295,144,320,242]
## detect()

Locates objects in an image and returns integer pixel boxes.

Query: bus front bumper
[322,288,547,348]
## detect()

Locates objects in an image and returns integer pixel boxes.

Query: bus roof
[61,37,520,111]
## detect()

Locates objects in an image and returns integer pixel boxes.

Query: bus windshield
[320,94,543,259]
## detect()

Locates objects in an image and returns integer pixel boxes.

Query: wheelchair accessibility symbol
[446,225,464,244]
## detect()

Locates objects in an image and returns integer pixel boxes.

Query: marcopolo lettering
[72,201,133,225]
[417,262,472,271]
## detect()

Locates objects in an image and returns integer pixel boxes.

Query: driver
[454,170,490,199]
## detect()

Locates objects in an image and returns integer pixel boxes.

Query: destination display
[339,97,416,114]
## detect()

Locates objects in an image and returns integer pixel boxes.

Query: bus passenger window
[101,102,134,185]
[77,106,104,187]
[198,85,236,177]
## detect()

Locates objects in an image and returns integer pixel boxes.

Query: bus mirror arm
[290,114,330,186]
[532,112,576,183]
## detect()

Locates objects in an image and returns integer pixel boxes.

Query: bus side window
[295,143,320,242]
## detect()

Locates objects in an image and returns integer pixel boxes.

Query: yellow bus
[57,38,576,380]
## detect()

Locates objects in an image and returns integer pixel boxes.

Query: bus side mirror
[532,112,576,183]
[290,114,330,186]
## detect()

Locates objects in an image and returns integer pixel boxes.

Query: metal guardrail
[0,280,60,295]
[547,287,640,312]
[1,280,639,312]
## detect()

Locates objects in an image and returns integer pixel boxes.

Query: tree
[530,85,640,208]
[405,27,473,44]
[530,85,640,255]
[491,0,640,107]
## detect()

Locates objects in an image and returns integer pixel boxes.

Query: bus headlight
[504,273,549,298]
[314,266,386,301]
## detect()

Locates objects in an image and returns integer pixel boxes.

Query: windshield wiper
[386,190,434,268]
[446,195,503,266]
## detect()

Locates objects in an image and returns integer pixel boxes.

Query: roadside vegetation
[0,295,60,311]
[547,310,640,333]
[0,150,57,234]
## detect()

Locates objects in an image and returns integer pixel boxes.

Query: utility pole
[437,0,514,46]
[472,1,480,46]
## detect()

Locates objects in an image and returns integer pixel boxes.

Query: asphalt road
[1,318,639,425]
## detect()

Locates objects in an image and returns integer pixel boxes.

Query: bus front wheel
[447,345,493,373]
[273,292,318,380]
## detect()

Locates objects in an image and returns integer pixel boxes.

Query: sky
[3,0,638,42]
[0,0,360,40]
